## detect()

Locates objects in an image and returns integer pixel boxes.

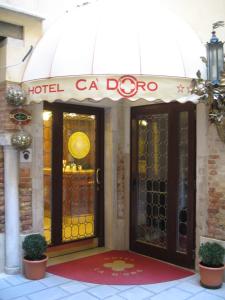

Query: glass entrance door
[130,103,196,268]
[43,102,104,247]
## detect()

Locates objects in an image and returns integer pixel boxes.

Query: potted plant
[199,242,225,289]
[22,233,48,280]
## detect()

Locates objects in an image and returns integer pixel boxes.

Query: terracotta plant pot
[199,263,225,289]
[23,256,48,280]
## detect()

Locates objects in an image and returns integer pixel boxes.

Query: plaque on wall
[9,108,32,125]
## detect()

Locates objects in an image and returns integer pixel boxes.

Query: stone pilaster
[0,133,20,274]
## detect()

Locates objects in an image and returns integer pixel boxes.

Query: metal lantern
[6,86,27,106]
[192,23,225,143]
[206,31,224,84]
[11,130,32,150]
[216,120,225,143]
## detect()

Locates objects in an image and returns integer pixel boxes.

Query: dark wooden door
[43,102,104,247]
[130,102,196,268]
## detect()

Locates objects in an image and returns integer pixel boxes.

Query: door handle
[96,168,101,185]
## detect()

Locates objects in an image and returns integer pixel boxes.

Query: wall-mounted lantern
[207,30,224,84]
[192,21,225,143]
[5,85,33,150]
[11,130,32,150]
[6,86,27,106]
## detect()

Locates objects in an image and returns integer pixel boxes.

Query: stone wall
[104,103,129,250]
[0,82,33,233]
[196,103,209,261]
[0,82,7,233]
[208,124,225,240]
[0,146,4,233]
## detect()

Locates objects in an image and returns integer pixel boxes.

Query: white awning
[22,75,199,103]
[22,0,205,103]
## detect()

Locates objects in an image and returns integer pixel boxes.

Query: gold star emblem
[103,260,134,272]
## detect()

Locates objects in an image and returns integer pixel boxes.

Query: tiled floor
[1,248,224,300]
[0,272,224,300]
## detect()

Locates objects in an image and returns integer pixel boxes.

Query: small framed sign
[9,109,32,125]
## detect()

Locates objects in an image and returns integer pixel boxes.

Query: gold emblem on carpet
[94,255,144,276]
[103,260,134,272]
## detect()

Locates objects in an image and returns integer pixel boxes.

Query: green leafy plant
[22,234,47,261]
[199,242,225,267]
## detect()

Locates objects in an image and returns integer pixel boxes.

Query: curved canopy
[22,0,205,103]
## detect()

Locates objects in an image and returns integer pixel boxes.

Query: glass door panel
[137,115,168,249]
[43,110,53,244]
[177,112,189,253]
[62,113,96,242]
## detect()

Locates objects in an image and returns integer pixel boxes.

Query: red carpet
[47,250,194,285]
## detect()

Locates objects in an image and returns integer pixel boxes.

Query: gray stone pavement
[0,272,224,300]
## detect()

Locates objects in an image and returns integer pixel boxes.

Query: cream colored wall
[161,0,225,42]
[0,9,42,82]
[0,40,7,82]
[1,0,76,30]
[0,0,39,11]
[2,0,225,40]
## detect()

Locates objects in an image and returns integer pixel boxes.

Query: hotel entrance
[43,102,104,247]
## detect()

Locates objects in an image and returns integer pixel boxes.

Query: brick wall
[19,167,32,232]
[0,82,18,132]
[208,124,225,240]
[0,81,33,233]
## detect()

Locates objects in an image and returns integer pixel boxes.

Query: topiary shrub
[199,242,225,268]
[22,234,47,261]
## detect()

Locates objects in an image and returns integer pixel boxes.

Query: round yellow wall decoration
[68,132,90,159]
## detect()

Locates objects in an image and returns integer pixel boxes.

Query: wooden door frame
[130,102,196,268]
[44,101,105,247]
